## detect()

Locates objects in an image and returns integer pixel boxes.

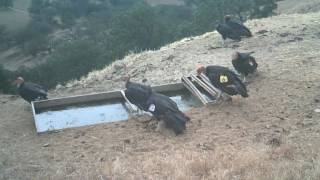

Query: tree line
[0,0,277,93]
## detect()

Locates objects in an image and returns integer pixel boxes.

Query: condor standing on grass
[197,65,248,99]
[124,76,189,135]
[216,15,252,42]
[232,51,258,82]
[13,77,48,103]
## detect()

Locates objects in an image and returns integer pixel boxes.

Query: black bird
[13,77,48,103]
[197,65,248,98]
[124,77,189,135]
[232,51,258,81]
[216,15,252,42]
[124,76,153,111]
[146,92,189,135]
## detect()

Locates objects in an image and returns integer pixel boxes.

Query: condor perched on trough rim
[13,77,48,103]
[124,75,153,111]
[197,65,248,99]
[216,15,252,42]
[124,76,189,135]
[232,51,258,82]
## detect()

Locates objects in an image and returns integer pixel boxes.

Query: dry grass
[100,144,320,180]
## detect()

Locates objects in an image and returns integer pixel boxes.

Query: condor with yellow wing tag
[219,75,229,83]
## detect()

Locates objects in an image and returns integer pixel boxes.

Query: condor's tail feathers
[230,79,249,98]
[163,111,188,135]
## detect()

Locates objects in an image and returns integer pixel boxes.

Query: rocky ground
[1,6,320,180]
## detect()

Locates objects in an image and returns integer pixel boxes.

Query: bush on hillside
[0,25,9,49]
[186,0,277,34]
[0,65,14,94]
[0,0,12,8]
[17,39,108,88]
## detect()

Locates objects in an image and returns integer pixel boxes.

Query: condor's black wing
[226,21,252,37]
[124,81,152,111]
[146,93,189,135]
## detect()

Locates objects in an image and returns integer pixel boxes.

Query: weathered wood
[33,90,123,109]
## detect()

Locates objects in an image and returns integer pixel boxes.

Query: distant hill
[0,0,183,31]
[0,0,31,31]
[145,0,184,6]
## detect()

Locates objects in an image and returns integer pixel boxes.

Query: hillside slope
[277,0,320,14]
[60,11,320,96]
[1,11,320,179]
[0,0,31,31]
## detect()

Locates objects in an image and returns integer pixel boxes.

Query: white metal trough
[31,76,219,133]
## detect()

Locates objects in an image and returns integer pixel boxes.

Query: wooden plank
[33,90,123,109]
[181,76,208,105]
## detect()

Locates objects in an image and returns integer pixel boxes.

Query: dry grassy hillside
[277,0,320,14]
[1,9,320,180]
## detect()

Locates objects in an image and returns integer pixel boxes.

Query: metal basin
[32,83,205,133]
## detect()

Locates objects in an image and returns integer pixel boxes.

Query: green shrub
[17,39,109,88]
[0,0,13,8]
[0,65,14,94]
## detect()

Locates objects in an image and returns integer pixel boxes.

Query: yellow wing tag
[219,75,229,83]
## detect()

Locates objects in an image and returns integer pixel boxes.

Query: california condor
[124,76,153,111]
[13,77,48,103]
[216,15,252,42]
[146,92,189,135]
[232,51,258,82]
[124,77,189,135]
[197,65,248,98]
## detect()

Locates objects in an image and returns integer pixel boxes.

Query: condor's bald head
[224,15,232,22]
[13,77,25,87]
[196,64,206,75]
